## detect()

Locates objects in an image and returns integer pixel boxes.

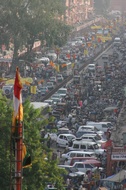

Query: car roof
[66,151,95,154]
[58,134,75,137]
[71,157,96,160]
[58,88,67,90]
[82,134,96,137]
[73,160,101,164]
[73,140,97,145]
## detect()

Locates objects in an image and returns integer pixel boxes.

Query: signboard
[111,154,126,160]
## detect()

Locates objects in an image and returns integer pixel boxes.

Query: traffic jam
[2,16,126,189]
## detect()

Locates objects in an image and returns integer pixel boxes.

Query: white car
[57,134,76,148]
[56,88,67,98]
[88,64,96,71]
[72,162,103,173]
[46,82,54,90]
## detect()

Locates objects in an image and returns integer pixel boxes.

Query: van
[86,121,109,133]
[72,161,103,173]
[69,140,104,155]
[77,125,104,136]
[62,151,96,163]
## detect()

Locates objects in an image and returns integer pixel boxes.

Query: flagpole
[14,68,23,190]
[15,108,23,190]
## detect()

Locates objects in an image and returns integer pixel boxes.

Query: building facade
[65,0,94,25]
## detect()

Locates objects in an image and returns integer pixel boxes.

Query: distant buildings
[65,0,94,25]
[110,0,126,12]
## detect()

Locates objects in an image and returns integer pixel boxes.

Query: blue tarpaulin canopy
[102,170,126,182]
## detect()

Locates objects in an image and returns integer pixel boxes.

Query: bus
[30,102,51,117]
[59,60,73,78]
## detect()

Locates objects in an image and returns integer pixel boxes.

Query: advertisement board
[111,153,126,160]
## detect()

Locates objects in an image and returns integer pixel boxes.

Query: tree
[0,96,65,189]
[0,93,13,190]
[0,0,71,70]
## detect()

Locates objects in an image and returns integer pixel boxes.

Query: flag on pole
[12,68,23,134]
[22,143,32,168]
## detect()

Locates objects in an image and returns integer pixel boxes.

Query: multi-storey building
[65,0,94,25]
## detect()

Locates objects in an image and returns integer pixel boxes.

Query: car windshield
[50,77,56,80]
[47,82,53,85]
[89,65,95,68]
[67,136,75,141]
[52,94,61,99]
[57,90,67,94]
[93,144,99,149]
[67,167,78,173]
[94,135,101,141]
[52,98,60,102]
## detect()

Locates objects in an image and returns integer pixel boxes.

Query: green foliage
[0,95,65,189]
[0,0,71,68]
[0,93,12,190]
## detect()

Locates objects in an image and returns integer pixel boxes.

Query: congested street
[1,3,126,190]
[41,25,126,189]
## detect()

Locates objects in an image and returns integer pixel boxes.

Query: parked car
[62,151,96,162]
[69,157,99,166]
[72,161,103,173]
[69,140,105,155]
[56,134,76,147]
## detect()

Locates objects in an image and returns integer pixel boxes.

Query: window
[59,135,63,139]
[77,153,83,157]
[93,144,99,149]
[70,153,76,158]
[102,124,108,129]
[64,136,67,140]
[85,154,92,157]
[73,144,79,149]
[76,164,84,168]
[80,145,86,149]
[83,137,88,139]
[85,164,93,169]
[88,145,94,150]
[94,135,101,141]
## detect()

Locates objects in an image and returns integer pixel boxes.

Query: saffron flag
[12,68,23,133]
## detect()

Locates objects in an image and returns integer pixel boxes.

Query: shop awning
[102,170,126,182]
